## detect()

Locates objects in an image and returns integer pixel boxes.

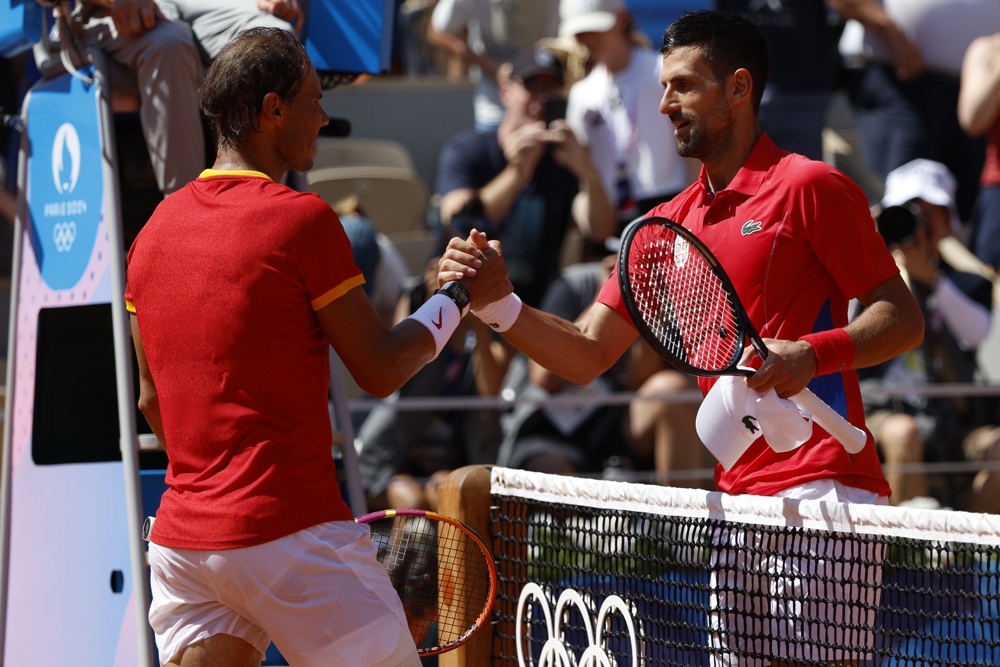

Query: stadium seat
[306,164,429,237]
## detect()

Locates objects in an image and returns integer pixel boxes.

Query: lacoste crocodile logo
[742,415,760,434]
[741,220,763,236]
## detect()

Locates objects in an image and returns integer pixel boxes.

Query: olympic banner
[0,64,151,666]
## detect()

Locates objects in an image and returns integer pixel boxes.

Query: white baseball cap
[559,0,623,37]
[881,158,960,230]
[696,375,813,470]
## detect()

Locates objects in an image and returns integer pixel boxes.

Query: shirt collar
[697,133,784,200]
[198,169,273,181]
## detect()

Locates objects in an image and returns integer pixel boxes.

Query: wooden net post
[438,464,492,667]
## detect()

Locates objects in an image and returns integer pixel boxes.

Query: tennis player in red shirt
[440,10,924,666]
[126,27,508,667]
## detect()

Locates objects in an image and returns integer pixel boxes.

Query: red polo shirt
[598,135,897,497]
[126,171,360,549]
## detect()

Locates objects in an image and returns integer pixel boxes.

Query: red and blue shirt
[598,135,898,497]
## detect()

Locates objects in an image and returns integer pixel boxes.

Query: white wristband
[406,293,461,359]
[473,293,522,332]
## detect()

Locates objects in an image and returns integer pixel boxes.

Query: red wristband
[800,328,855,376]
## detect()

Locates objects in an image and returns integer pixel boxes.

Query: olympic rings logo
[53,221,77,252]
[516,582,642,667]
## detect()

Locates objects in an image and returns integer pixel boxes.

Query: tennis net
[479,466,1000,667]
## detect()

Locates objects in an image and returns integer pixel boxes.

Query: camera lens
[877,203,921,246]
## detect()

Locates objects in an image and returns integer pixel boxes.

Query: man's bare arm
[958,34,1000,137]
[747,272,924,397]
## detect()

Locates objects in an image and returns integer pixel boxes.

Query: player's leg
[767,480,889,667]
[165,634,260,667]
[244,521,420,667]
[148,543,270,667]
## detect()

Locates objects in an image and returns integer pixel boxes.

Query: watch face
[440,281,471,310]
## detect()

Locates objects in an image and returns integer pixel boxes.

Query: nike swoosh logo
[432,307,443,329]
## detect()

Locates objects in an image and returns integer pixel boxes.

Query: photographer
[863,159,1000,510]
[435,47,614,308]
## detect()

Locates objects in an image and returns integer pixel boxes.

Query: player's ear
[729,68,753,108]
[262,91,283,122]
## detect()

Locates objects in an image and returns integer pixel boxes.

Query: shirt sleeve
[594,265,633,325]
[290,196,365,310]
[800,164,899,299]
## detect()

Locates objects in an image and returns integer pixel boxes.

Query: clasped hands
[438,229,513,312]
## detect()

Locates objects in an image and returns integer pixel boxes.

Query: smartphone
[543,96,568,126]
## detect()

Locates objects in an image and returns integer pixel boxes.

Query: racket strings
[630,231,741,371]
[381,515,493,652]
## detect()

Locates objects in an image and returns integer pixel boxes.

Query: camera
[877,201,925,246]
[543,95,568,127]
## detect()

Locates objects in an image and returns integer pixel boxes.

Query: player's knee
[640,369,692,396]
[876,413,924,463]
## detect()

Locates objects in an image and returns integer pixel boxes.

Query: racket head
[618,216,755,377]
[355,508,497,656]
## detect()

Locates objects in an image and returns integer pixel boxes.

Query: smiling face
[274,63,329,173]
[659,45,735,163]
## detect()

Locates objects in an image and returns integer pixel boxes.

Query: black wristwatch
[435,281,471,317]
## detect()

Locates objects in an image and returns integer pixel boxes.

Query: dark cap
[509,48,564,83]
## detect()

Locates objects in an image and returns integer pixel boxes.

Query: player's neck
[213,143,284,183]
[703,128,762,193]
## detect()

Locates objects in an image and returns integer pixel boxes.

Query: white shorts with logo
[147,520,421,667]
[708,480,889,667]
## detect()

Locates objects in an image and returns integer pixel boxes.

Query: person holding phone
[435,46,615,308]
[560,0,699,241]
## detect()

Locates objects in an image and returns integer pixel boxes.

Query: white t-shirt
[838,0,1000,76]
[566,47,690,211]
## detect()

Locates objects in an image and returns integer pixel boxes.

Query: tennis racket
[355,508,497,656]
[617,215,867,454]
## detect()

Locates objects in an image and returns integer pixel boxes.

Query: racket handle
[788,389,868,454]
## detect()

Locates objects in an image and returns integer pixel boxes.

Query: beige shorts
[147,520,420,667]
[708,480,889,667]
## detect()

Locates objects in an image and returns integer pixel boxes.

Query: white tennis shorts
[147,520,421,667]
[708,480,889,667]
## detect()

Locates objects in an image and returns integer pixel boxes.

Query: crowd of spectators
[353,0,1000,515]
[3,0,1000,515]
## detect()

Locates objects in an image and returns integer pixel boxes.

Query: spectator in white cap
[880,158,962,233]
[559,0,698,258]
[860,158,1000,510]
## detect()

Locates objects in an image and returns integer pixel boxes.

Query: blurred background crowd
[3,0,1000,515]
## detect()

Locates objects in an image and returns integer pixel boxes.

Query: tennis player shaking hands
[125,27,509,667]
[440,10,923,503]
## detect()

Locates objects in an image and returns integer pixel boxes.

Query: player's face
[659,46,734,162]
[278,63,329,172]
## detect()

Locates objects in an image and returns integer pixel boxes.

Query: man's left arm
[748,273,924,398]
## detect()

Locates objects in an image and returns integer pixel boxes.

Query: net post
[438,464,492,666]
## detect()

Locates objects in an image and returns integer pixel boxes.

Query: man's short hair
[660,10,769,114]
[201,27,310,148]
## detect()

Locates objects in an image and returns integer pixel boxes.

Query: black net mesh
[488,468,1000,667]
